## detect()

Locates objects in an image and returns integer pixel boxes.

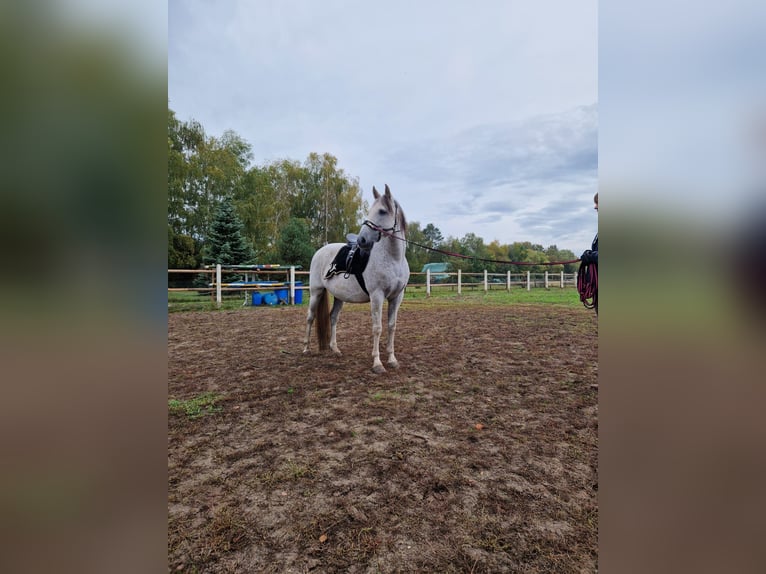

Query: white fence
[168,265,578,307]
[417,269,577,296]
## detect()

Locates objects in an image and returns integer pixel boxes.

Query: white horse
[303,185,410,373]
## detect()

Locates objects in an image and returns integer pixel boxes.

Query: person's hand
[580,250,595,264]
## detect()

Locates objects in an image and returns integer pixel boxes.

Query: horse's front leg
[385,290,405,369]
[369,293,386,373]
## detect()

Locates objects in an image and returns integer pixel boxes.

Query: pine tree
[203,200,254,267]
[196,200,254,287]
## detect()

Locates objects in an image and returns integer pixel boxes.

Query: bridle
[360,201,400,243]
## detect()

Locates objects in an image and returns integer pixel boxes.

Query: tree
[440,237,470,273]
[486,240,508,274]
[402,221,429,273]
[234,165,280,260]
[202,199,254,268]
[544,245,579,273]
[459,232,489,274]
[167,107,252,241]
[422,224,444,250]
[276,218,314,269]
[188,130,252,241]
[168,225,200,287]
[168,225,198,269]
[301,152,364,245]
[168,108,205,236]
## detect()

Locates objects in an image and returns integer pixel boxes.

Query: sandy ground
[168,302,598,573]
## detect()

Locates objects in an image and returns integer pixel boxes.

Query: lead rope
[577,260,598,311]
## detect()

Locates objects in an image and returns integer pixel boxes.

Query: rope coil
[577,261,598,311]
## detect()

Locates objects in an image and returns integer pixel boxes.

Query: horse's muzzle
[357,224,380,249]
[357,234,371,249]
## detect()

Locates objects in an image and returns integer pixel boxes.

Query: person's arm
[580,249,597,264]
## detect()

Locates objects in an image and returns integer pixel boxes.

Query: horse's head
[357,184,406,251]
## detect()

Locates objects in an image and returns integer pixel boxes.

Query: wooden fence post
[458,269,462,295]
[216,264,222,307]
[560,271,564,288]
[507,270,511,291]
[545,271,549,289]
[426,269,431,297]
[526,270,531,291]
[484,270,488,292]
[290,266,296,304]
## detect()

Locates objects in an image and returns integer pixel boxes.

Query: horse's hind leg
[385,290,405,369]
[329,298,344,356]
[303,288,322,354]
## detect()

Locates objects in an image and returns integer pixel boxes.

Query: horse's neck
[372,232,406,263]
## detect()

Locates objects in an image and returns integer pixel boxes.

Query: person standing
[579,193,598,313]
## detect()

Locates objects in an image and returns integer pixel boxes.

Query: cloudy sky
[169,1,598,253]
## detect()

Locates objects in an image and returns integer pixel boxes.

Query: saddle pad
[325,244,370,294]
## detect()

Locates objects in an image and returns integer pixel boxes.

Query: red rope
[577,261,598,310]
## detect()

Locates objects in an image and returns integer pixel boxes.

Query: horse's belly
[324,276,370,303]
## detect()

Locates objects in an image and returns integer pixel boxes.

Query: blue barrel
[262,292,278,306]
[251,292,262,306]
[274,287,289,304]
[294,281,303,304]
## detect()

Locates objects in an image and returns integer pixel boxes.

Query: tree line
[167,107,579,282]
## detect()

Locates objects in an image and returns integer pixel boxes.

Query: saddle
[324,234,371,294]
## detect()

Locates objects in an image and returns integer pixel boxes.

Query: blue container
[294,281,303,304]
[251,292,262,306]
[262,292,278,306]
[274,287,289,304]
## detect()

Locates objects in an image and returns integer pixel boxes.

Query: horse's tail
[316,289,331,351]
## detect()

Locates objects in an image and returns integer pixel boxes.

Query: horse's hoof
[331,349,342,357]
[372,364,386,374]
[302,349,310,356]
[387,360,400,369]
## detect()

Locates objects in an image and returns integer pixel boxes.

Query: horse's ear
[384,184,391,198]
[372,186,380,199]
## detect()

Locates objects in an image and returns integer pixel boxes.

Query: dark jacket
[581,233,598,265]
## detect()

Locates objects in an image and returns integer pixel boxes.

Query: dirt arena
[168,301,598,573]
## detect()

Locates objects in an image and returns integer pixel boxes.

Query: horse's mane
[381,194,407,233]
[396,201,407,233]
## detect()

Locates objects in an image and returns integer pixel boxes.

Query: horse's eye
[378,209,387,216]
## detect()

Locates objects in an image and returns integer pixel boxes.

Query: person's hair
[593,192,598,205]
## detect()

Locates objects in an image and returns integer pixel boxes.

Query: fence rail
[168,265,578,307]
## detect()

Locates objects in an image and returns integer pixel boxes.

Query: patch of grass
[168,392,224,419]
[249,460,317,485]
[284,460,316,480]
[367,388,414,404]
[169,283,581,312]
[403,286,582,307]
